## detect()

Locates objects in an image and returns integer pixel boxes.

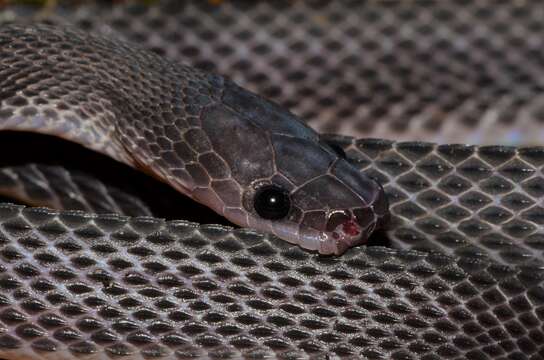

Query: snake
[0,1,542,359]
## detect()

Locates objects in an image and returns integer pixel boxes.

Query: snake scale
[0,1,542,359]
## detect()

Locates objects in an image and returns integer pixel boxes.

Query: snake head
[240,152,389,255]
[185,81,390,255]
[301,162,389,255]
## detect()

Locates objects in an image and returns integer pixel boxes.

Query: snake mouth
[328,220,365,255]
[318,207,377,255]
[320,185,390,255]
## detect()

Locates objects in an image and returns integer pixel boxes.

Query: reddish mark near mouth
[342,219,361,236]
[331,218,361,240]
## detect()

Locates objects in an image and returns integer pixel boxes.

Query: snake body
[0,1,542,359]
[0,23,389,255]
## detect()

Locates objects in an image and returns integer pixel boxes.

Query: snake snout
[322,208,373,255]
[319,183,389,255]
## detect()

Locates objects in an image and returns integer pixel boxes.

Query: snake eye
[254,185,291,220]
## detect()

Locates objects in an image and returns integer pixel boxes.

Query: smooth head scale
[189,81,390,255]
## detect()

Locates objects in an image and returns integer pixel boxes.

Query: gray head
[183,80,389,255]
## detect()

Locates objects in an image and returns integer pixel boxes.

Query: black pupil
[254,185,290,220]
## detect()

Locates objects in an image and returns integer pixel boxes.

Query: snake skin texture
[0,203,539,360]
[7,0,543,145]
[0,164,153,217]
[0,22,390,255]
[0,0,542,359]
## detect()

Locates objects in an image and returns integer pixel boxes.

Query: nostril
[322,210,375,255]
[326,211,350,232]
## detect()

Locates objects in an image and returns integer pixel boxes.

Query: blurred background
[2,0,544,146]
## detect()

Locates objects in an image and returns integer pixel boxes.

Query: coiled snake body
[0,1,543,359]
